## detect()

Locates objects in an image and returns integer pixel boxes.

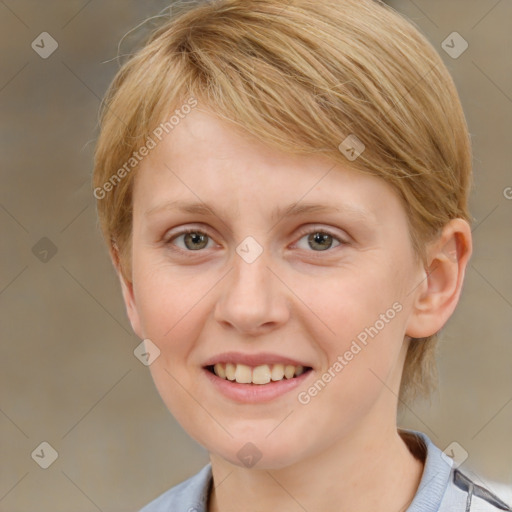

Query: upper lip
[202,352,312,368]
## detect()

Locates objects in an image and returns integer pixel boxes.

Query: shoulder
[440,469,512,511]
[138,463,212,512]
[400,430,512,512]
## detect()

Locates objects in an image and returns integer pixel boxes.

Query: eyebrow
[144,200,373,223]
[144,200,371,220]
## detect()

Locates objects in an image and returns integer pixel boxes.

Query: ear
[405,218,472,338]
[110,241,144,339]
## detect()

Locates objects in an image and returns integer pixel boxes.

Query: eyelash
[164,226,347,255]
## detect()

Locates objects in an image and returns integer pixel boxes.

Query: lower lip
[202,367,313,403]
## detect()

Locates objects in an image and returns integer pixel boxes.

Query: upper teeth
[213,363,305,384]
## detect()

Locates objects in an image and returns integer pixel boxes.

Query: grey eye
[296,231,341,251]
[174,231,212,251]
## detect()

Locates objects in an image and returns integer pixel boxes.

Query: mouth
[204,362,313,385]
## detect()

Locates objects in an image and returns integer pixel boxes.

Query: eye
[167,229,215,251]
[294,228,344,252]
[165,226,346,253]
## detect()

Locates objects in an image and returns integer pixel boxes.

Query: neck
[208,424,424,512]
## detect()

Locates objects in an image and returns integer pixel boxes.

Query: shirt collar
[401,429,454,512]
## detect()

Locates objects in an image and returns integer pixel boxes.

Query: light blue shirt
[139,431,512,511]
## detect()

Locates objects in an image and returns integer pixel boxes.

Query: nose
[214,249,290,336]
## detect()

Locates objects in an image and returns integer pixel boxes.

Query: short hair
[92,0,473,404]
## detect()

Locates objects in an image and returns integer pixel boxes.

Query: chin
[207,433,308,470]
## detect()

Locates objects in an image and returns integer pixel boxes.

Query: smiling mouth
[205,363,313,385]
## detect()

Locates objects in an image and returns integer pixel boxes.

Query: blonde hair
[93,0,473,404]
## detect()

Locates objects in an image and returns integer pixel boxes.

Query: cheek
[134,271,208,430]
[131,264,213,418]
[133,256,209,339]
[298,262,406,339]
[294,273,407,434]
[297,262,409,385]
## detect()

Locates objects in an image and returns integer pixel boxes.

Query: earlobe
[405,219,472,339]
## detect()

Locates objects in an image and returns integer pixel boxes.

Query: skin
[114,107,472,512]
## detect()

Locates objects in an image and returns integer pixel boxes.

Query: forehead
[134,108,404,223]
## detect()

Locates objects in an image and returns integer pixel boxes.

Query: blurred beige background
[1,1,511,511]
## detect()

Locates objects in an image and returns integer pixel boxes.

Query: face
[120,107,427,469]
